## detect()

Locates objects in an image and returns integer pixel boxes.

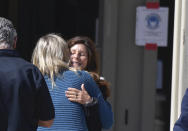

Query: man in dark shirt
[0,17,55,131]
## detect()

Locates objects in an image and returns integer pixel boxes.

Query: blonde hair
[32,33,69,87]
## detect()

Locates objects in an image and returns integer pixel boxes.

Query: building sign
[135,6,169,47]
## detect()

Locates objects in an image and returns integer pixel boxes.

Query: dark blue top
[37,70,113,131]
[174,88,188,131]
[0,49,55,131]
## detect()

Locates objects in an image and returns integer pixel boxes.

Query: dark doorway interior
[5,0,99,61]
[156,0,174,130]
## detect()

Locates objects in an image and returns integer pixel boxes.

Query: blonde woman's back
[37,70,89,131]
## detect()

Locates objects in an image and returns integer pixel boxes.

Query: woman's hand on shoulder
[65,84,92,105]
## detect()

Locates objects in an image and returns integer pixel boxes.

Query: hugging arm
[66,71,113,129]
[83,72,114,129]
[66,84,93,105]
[66,84,103,130]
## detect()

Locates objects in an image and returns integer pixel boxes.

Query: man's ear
[13,37,17,49]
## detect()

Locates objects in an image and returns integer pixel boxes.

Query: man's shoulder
[15,58,38,69]
[12,58,43,78]
[0,55,39,73]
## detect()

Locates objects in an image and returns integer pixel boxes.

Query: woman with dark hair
[66,36,113,131]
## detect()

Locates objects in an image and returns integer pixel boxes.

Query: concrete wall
[101,0,158,130]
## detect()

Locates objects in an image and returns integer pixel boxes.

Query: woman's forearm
[97,95,113,129]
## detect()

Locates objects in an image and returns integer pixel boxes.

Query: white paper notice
[135,6,169,47]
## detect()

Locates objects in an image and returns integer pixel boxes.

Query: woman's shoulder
[62,69,91,78]
[63,69,88,74]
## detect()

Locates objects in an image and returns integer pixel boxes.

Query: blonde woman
[32,34,112,131]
